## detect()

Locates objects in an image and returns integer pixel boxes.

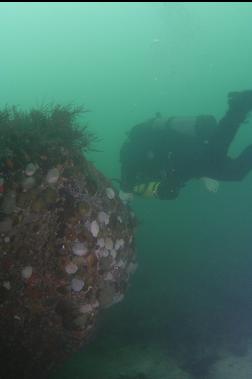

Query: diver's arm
[156,179,180,200]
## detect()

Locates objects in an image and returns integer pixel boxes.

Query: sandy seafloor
[53,339,252,379]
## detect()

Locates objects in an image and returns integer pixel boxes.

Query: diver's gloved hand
[228,90,252,115]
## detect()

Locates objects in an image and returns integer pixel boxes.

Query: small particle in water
[151,38,160,45]
[21,266,33,279]
[65,262,78,274]
[105,187,115,200]
[90,220,99,238]
[71,278,84,292]
[147,150,155,160]
[46,168,60,184]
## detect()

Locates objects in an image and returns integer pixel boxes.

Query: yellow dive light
[133,181,160,198]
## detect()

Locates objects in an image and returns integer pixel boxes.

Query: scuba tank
[169,117,197,136]
[169,115,217,141]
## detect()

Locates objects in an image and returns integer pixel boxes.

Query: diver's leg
[210,146,252,181]
[209,91,252,157]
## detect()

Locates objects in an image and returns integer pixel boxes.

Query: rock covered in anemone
[0,105,137,379]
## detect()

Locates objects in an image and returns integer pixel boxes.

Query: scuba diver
[120,90,252,200]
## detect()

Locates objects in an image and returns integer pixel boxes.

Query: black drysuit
[120,101,252,200]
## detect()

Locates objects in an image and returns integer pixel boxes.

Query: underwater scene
[1,2,252,379]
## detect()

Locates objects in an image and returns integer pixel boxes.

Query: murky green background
[1,2,252,378]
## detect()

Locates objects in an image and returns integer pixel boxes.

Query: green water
[1,2,252,378]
